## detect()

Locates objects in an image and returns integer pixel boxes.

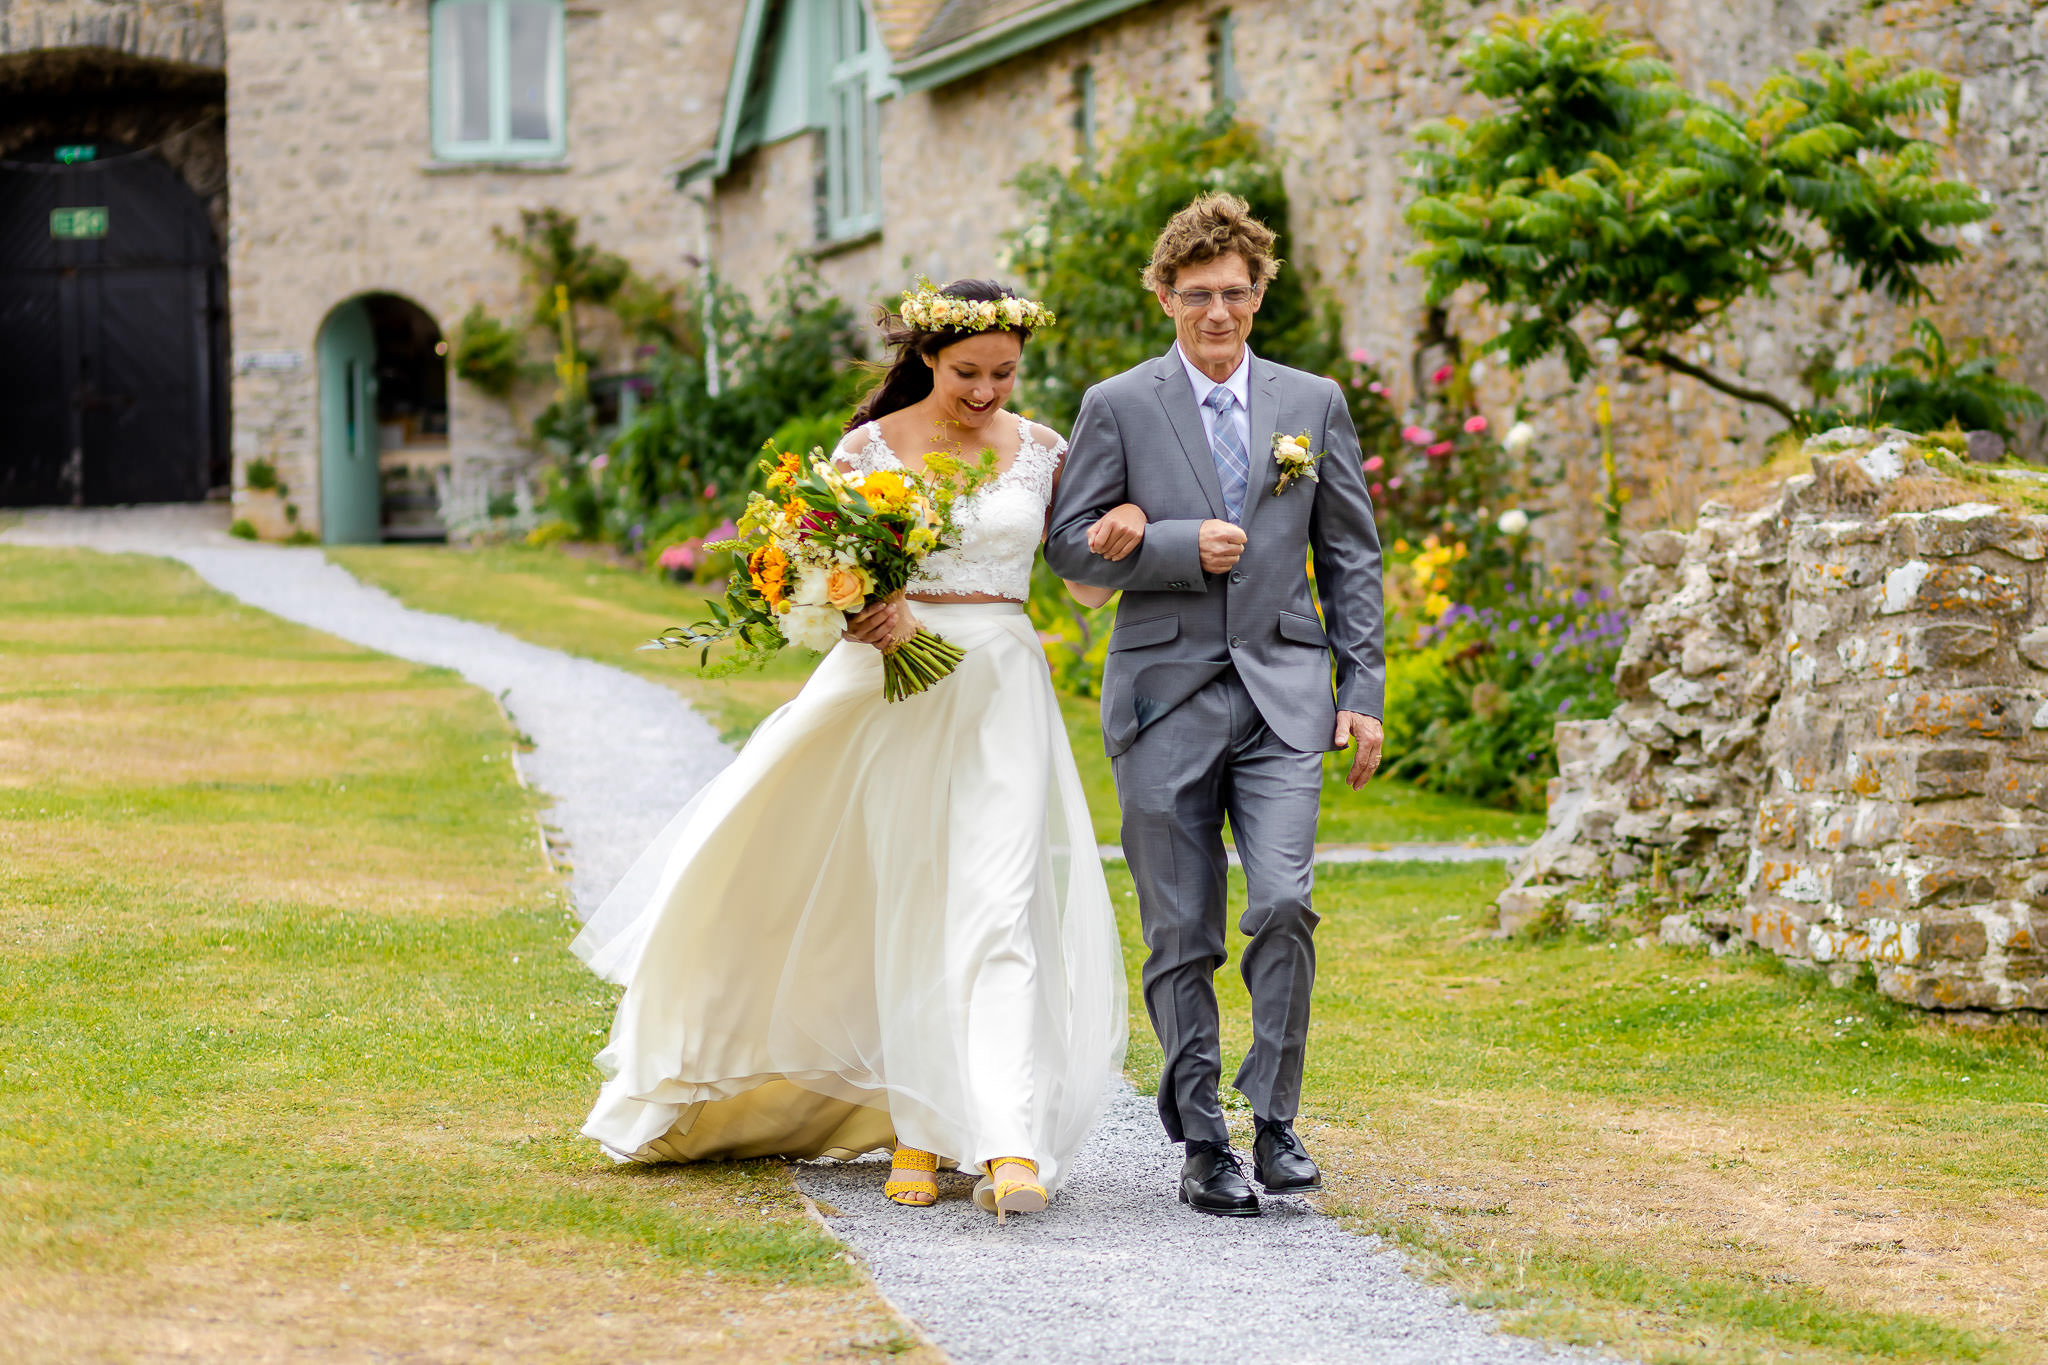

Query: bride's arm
[831,428,908,648]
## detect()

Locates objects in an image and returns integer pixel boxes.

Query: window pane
[506,2,559,144]
[445,2,492,144]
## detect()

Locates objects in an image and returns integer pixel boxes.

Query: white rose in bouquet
[793,563,835,608]
[781,603,846,653]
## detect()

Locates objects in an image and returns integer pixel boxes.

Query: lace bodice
[832,413,1064,602]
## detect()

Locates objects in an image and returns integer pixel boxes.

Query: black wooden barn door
[0,143,225,507]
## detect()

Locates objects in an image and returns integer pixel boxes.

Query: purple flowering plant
[1382,576,1630,811]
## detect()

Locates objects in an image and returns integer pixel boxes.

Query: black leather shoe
[1252,1120,1323,1192]
[1179,1143,1261,1217]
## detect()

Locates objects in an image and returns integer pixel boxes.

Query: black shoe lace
[1208,1146,1247,1177]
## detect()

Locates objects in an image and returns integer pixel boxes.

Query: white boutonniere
[1271,431,1324,495]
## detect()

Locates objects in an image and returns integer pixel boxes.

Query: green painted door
[318,299,380,544]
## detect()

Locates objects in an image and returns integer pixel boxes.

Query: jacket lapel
[1240,353,1281,527]
[1151,348,1225,520]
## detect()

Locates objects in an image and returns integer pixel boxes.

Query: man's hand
[1198,519,1247,574]
[1334,712,1383,790]
[1087,503,1148,561]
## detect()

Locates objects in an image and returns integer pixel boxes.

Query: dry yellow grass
[4,1227,935,1365]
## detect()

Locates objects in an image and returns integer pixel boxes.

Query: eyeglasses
[1169,285,1260,310]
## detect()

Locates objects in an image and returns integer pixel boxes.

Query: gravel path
[8,507,1598,1365]
[801,1092,1591,1365]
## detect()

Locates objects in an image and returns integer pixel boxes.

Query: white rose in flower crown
[781,603,846,653]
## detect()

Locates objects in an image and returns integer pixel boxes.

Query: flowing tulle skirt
[571,602,1126,1191]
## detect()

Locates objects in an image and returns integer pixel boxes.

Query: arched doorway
[317,294,450,543]
[0,138,226,506]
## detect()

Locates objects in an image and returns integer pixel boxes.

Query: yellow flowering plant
[649,440,995,700]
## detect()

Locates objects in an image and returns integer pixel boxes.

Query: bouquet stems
[881,627,966,702]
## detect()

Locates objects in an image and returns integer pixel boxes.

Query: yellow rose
[823,563,870,611]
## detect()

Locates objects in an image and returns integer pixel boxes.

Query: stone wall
[0,0,225,67]
[1501,432,2048,1016]
[709,0,2048,556]
[226,0,739,534]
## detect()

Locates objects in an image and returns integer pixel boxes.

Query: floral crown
[897,280,1056,336]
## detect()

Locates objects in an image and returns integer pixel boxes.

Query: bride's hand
[879,601,922,651]
[1087,503,1147,561]
[843,595,900,648]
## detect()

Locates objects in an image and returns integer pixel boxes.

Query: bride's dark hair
[846,279,1033,431]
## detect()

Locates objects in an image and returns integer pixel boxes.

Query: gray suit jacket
[1045,346,1385,757]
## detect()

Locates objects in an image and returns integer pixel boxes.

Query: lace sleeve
[831,422,897,474]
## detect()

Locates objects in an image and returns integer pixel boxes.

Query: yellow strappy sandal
[972,1156,1047,1224]
[883,1146,939,1207]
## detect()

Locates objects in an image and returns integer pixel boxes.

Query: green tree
[1405,9,1992,430]
[1007,106,1344,431]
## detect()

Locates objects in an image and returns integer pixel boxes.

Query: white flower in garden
[1497,508,1530,535]
[781,604,846,653]
[1503,421,1536,456]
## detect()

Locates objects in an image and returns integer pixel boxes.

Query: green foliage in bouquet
[1807,317,2047,442]
[1006,106,1351,432]
[1406,8,1991,430]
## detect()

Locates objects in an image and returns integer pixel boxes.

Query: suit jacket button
[1230,635,1245,649]
[1168,579,1187,590]
[1230,571,1244,584]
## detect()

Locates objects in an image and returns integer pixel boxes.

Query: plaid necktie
[1205,385,1250,523]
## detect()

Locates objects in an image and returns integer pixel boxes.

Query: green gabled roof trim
[895,0,1153,91]
[691,0,776,185]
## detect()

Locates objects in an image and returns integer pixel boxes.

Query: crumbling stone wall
[1502,432,2048,1015]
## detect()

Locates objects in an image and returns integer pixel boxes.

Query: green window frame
[1210,11,1242,110]
[431,0,567,162]
[821,0,882,240]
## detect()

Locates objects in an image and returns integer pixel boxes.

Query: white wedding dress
[572,412,1126,1192]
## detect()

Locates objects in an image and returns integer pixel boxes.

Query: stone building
[686,0,2048,547]
[1,0,739,538]
[5,1,2043,542]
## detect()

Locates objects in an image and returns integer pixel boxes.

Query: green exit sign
[50,207,109,240]
[55,144,96,164]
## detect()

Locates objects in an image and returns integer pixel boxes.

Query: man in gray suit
[1044,193,1384,1217]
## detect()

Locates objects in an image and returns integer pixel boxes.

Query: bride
[570,279,1134,1222]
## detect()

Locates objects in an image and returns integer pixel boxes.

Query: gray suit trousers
[1113,667,1322,1145]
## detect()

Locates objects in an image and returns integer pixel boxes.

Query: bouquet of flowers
[649,442,993,701]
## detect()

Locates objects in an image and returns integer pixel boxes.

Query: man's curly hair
[1141,191,1282,293]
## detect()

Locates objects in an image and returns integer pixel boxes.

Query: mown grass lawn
[0,547,929,1362]
[330,541,1541,848]
[1135,860,2048,1365]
